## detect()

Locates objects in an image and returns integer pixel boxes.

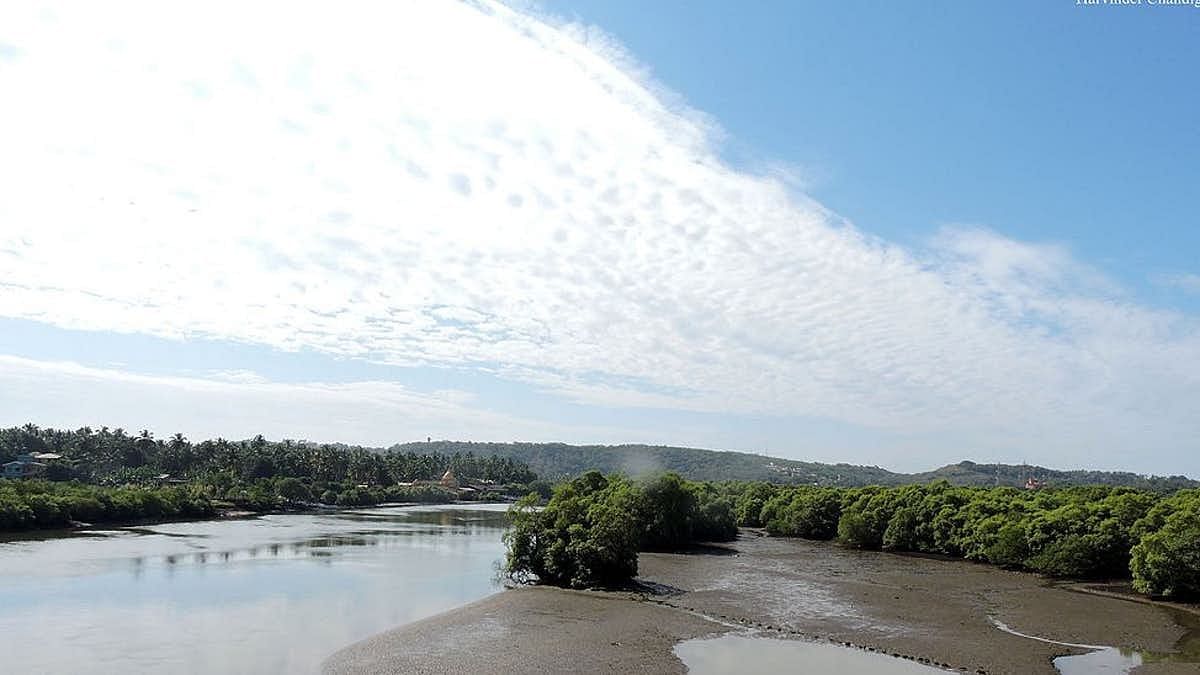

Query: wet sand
[637,533,1194,674]
[325,531,1198,674]
[323,586,726,674]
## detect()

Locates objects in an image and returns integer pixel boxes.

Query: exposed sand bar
[323,586,725,674]
[325,532,1197,674]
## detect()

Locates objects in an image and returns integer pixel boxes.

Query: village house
[2,452,62,479]
[396,468,482,495]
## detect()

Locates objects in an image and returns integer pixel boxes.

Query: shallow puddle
[1053,647,1142,674]
[674,634,949,674]
[988,616,1200,674]
[1051,608,1200,674]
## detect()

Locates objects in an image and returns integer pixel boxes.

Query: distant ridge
[387,441,1198,491]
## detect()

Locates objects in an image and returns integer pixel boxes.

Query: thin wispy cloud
[1156,272,1200,296]
[0,1,1197,473]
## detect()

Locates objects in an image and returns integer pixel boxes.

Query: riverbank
[325,531,1199,674]
[0,499,508,540]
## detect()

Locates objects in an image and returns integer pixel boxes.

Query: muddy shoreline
[325,531,1199,674]
[0,500,507,541]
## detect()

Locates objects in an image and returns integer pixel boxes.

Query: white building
[2,452,61,479]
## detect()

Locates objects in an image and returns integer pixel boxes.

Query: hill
[910,460,1196,491]
[388,441,1197,491]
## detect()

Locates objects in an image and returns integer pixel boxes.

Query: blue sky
[1,1,1197,475]
[541,0,1200,291]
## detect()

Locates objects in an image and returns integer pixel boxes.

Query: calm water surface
[0,504,509,674]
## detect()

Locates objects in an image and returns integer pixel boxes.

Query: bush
[882,507,922,552]
[276,478,313,503]
[639,473,698,550]
[733,480,1195,595]
[0,481,213,531]
[1029,535,1105,578]
[837,490,893,549]
[693,495,738,542]
[1131,505,1200,599]
[385,485,455,504]
[504,471,736,588]
[513,474,1200,597]
[504,472,640,588]
[983,522,1030,569]
[763,488,842,540]
[734,483,775,527]
[336,488,371,506]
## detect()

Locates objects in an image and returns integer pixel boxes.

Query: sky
[0,1,1197,476]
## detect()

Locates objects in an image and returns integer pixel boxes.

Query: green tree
[276,477,312,504]
[639,473,697,550]
[504,472,641,588]
[1130,504,1200,599]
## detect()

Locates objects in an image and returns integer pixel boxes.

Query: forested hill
[908,461,1197,491]
[389,441,1198,491]
[3,424,1190,491]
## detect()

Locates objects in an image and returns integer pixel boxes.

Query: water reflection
[0,504,511,674]
[674,634,949,674]
[991,615,1200,674]
[1054,647,1142,674]
[94,511,513,574]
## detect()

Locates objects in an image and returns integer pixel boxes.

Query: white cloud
[205,369,269,384]
[0,355,626,447]
[1156,272,1200,295]
[0,1,1198,473]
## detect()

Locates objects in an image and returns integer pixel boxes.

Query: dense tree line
[734,481,1200,600]
[395,441,1197,490]
[0,425,539,530]
[0,479,474,531]
[0,480,213,530]
[504,471,737,588]
[504,475,1200,599]
[1,425,536,486]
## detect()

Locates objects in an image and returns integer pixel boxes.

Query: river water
[0,503,509,674]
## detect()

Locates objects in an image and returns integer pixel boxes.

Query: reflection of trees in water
[121,507,509,573]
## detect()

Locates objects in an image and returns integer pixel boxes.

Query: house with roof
[397,468,484,495]
[2,452,61,479]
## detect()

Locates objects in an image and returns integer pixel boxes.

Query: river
[0,503,509,674]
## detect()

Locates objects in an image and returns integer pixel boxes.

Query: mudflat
[323,586,724,674]
[324,531,1199,674]
[637,533,1196,674]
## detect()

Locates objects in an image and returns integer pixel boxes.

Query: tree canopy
[504,471,736,588]
[0,425,539,531]
[507,474,1200,600]
[740,480,1200,600]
